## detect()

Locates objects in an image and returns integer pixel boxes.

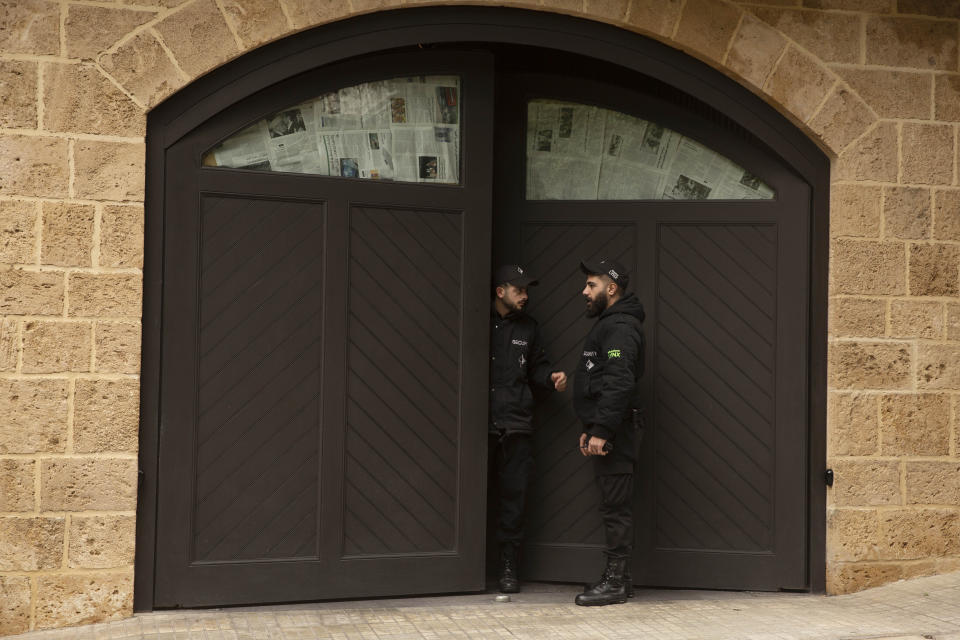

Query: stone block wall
[0,0,959,634]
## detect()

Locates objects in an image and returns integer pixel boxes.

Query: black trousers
[597,473,634,560]
[488,433,533,551]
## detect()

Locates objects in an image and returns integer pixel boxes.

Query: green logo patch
[607,349,621,358]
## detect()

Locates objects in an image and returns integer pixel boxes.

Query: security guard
[489,264,567,593]
[573,257,645,606]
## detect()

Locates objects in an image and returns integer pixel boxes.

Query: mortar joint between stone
[92,63,148,113]
[720,8,746,67]
[60,271,69,320]
[0,510,137,517]
[0,53,77,64]
[883,298,891,337]
[12,264,142,276]
[35,59,44,133]
[28,573,37,631]
[809,80,843,129]
[32,452,41,515]
[276,0,296,31]
[953,125,959,187]
[93,0,191,64]
[950,394,957,458]
[762,41,793,94]
[896,121,904,185]
[62,513,70,569]
[0,566,136,578]
[0,315,142,324]
[65,377,75,456]
[213,0,246,52]
[91,205,102,271]
[67,139,75,202]
[5,451,137,459]
[31,202,42,267]
[669,0,688,40]
[620,0,633,25]
[0,196,146,208]
[15,318,23,375]
[147,27,191,84]
[90,322,97,374]
[58,1,67,60]
[912,330,918,392]
[900,460,907,504]
[0,128,146,144]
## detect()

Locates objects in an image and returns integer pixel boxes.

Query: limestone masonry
[1,0,960,635]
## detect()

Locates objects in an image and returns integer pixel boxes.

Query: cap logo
[517,266,523,274]
[608,269,619,280]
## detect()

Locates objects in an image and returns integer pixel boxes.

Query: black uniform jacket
[489,309,556,436]
[573,292,645,448]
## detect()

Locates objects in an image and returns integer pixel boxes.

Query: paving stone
[15,572,960,639]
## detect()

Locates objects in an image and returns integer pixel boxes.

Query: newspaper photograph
[204,75,462,184]
[526,99,775,201]
[319,129,398,180]
[388,126,460,183]
[264,103,326,174]
[526,102,605,199]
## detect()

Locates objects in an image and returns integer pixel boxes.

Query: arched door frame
[138,6,829,610]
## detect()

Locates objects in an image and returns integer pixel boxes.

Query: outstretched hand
[551,371,567,391]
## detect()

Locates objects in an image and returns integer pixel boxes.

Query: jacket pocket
[587,367,602,398]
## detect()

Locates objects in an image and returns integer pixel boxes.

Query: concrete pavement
[12,571,960,639]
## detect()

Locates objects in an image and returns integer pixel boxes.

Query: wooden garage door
[153,52,494,607]
[494,72,810,590]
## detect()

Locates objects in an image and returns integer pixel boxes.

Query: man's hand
[551,371,567,392]
[578,432,608,456]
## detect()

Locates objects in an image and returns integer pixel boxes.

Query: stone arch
[85,0,874,159]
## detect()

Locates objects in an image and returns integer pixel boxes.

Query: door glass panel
[526,100,774,200]
[203,76,462,184]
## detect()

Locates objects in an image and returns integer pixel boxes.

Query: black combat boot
[624,568,635,598]
[575,558,628,606]
[498,546,520,593]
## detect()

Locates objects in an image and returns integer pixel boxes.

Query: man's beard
[585,291,608,317]
[504,296,526,314]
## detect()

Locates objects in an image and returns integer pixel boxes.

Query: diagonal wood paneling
[344,206,462,556]
[522,223,635,546]
[655,223,777,553]
[193,195,324,563]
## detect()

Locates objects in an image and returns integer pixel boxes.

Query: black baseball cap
[493,264,539,288]
[580,257,629,289]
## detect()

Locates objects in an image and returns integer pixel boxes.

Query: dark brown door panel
[154,52,494,607]
[494,72,810,591]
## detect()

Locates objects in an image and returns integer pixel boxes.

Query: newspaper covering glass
[526,99,775,200]
[202,76,461,184]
